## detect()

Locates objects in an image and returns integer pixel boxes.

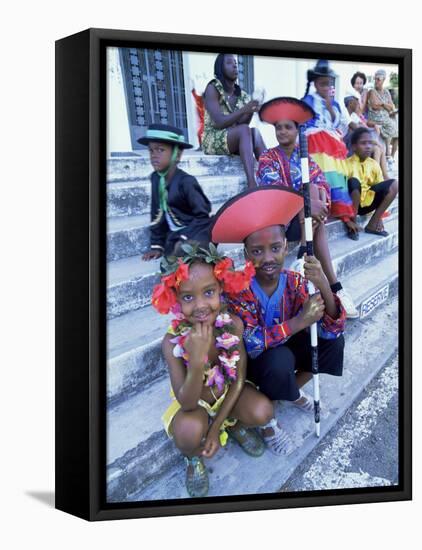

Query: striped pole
[299,125,320,438]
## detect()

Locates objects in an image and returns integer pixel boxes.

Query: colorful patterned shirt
[256,145,331,208]
[227,270,346,359]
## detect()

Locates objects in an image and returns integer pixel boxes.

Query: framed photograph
[55,28,412,521]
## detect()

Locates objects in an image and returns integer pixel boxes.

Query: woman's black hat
[307,60,337,82]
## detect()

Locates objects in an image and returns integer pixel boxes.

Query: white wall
[107,47,132,155]
[184,51,217,148]
[107,49,398,154]
[252,56,293,147]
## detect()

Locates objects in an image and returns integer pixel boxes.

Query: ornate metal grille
[120,48,188,149]
[237,55,254,95]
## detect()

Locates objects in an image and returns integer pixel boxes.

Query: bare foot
[345,219,363,234]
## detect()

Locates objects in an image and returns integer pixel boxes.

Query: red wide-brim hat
[259,97,315,125]
[210,186,304,244]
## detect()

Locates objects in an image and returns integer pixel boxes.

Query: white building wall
[106,48,398,155]
[252,57,315,148]
[107,47,132,156]
[184,52,217,149]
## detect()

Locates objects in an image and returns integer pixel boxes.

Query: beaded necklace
[168,311,240,393]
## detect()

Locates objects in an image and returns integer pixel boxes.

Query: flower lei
[167,310,241,392]
[151,242,255,315]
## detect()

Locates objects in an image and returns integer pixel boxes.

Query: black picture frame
[55,27,412,521]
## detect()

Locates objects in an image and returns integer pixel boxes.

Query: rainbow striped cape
[306,128,355,221]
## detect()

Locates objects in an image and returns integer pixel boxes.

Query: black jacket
[149,168,212,252]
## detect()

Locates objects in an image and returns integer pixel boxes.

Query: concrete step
[106,293,398,502]
[106,199,398,262]
[330,216,398,280]
[107,213,151,261]
[106,199,230,262]
[107,151,399,184]
[106,197,398,261]
[107,152,246,183]
[106,216,398,320]
[107,247,398,405]
[107,174,247,218]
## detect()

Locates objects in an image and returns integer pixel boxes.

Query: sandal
[364,226,388,237]
[292,389,315,414]
[185,456,209,498]
[260,418,294,456]
[227,424,265,457]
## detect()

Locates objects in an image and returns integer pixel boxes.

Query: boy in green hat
[140,124,212,260]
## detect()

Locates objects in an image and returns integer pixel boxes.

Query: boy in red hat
[211,187,346,440]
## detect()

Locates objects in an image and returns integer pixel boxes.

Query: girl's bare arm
[162,334,204,411]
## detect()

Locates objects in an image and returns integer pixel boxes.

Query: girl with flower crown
[152,243,284,498]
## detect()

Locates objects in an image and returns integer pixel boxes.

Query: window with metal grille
[120,48,188,150]
[237,55,254,96]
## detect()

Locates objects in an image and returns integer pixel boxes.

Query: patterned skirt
[202,126,231,155]
[367,109,398,140]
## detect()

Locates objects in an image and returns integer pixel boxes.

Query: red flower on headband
[214,258,234,281]
[222,271,247,294]
[152,283,177,314]
[222,261,256,295]
[162,272,176,288]
[161,262,189,290]
[174,260,190,287]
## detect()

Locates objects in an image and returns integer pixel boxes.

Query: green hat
[137,124,193,149]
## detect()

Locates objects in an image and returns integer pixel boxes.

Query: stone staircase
[106,151,399,502]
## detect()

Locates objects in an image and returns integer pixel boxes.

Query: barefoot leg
[227,124,257,188]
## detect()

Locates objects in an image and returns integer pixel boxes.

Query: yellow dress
[162,386,237,446]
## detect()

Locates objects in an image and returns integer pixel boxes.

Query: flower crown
[151,242,255,315]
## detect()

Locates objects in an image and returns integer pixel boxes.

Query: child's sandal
[261,418,294,456]
[292,389,315,413]
[185,456,209,498]
[227,424,265,457]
